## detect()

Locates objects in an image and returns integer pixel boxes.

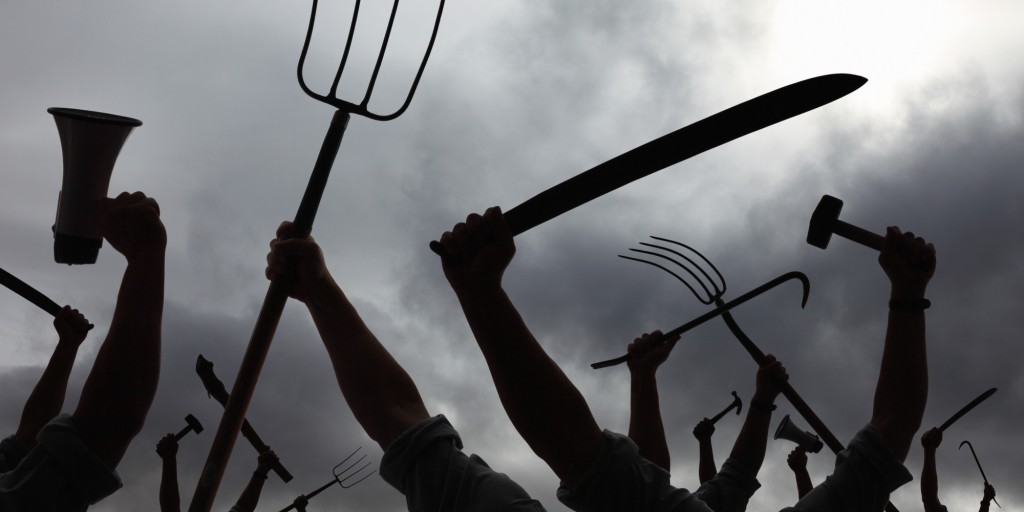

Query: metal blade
[0,266,62,316]
[939,387,997,432]
[503,74,866,235]
[592,271,809,369]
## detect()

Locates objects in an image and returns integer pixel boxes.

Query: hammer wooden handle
[833,220,884,251]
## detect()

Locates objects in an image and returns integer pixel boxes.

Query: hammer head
[731,390,742,415]
[807,194,843,249]
[185,414,204,434]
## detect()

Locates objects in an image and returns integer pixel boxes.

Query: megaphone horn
[774,414,823,453]
[49,107,142,265]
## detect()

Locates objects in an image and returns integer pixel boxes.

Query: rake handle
[718,307,900,512]
[188,110,350,512]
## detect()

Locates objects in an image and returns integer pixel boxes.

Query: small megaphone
[49,107,142,264]
[774,414,823,453]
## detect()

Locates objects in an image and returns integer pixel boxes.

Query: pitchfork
[622,237,901,512]
[278,447,375,512]
[190,3,444,510]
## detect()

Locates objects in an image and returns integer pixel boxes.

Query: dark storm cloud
[3,1,1023,511]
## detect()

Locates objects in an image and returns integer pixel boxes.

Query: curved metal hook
[592,271,811,369]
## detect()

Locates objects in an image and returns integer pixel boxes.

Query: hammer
[807,194,884,251]
[174,414,204,441]
[708,391,742,424]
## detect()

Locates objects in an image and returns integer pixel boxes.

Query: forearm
[159,458,180,512]
[920,449,941,510]
[628,371,669,471]
[304,279,428,449]
[727,394,774,475]
[979,501,991,512]
[697,439,717,484]
[454,284,602,486]
[793,467,813,498]
[871,284,928,461]
[233,471,268,512]
[16,343,78,445]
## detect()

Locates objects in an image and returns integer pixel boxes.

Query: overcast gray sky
[2,1,1023,511]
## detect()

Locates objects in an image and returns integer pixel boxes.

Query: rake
[278,447,375,512]
[189,2,444,510]
[620,236,901,512]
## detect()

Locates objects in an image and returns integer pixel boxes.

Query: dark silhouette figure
[626,331,680,472]
[626,330,788,498]
[433,207,935,512]
[786,447,813,499]
[0,192,165,510]
[920,428,996,512]
[265,221,544,512]
[692,418,717,485]
[157,435,279,512]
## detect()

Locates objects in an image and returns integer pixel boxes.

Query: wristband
[750,398,777,411]
[889,298,930,311]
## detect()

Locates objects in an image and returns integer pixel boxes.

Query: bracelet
[750,398,777,411]
[889,298,930,311]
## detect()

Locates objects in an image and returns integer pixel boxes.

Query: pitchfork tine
[620,236,726,305]
[298,0,445,120]
[334,446,375,488]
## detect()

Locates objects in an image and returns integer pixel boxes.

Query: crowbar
[959,440,1000,508]
[592,271,809,368]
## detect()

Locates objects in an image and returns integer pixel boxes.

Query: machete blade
[502,73,867,236]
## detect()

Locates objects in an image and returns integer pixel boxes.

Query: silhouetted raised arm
[626,331,679,472]
[436,207,603,487]
[157,434,180,512]
[232,449,278,512]
[72,192,167,470]
[15,306,90,448]
[871,227,935,462]
[787,447,813,499]
[979,483,995,512]
[727,355,786,477]
[919,428,945,512]
[692,418,716,484]
[266,222,429,449]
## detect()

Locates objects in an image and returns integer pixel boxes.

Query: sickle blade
[939,387,997,432]
[503,74,867,236]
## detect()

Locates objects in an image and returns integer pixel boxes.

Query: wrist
[889,284,926,300]
[750,396,777,411]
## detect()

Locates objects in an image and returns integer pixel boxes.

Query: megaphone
[774,414,823,453]
[49,107,142,264]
